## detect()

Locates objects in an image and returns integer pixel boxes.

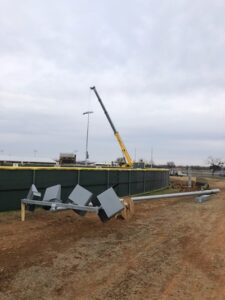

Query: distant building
[0,155,56,167]
[133,162,145,169]
[59,153,76,166]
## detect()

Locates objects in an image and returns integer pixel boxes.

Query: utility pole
[83,111,93,165]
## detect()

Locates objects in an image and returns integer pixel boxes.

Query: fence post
[78,169,80,184]
[143,171,146,193]
[128,170,131,195]
[107,169,110,188]
[32,170,36,184]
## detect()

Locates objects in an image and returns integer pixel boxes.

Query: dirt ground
[0,178,225,300]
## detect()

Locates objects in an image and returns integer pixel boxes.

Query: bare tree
[167,161,176,168]
[207,156,224,175]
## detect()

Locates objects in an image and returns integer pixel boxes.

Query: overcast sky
[0,0,224,165]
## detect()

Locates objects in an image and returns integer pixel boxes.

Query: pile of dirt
[170,176,197,192]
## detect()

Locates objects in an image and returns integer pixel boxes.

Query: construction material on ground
[117,196,135,220]
[131,189,220,202]
[21,183,220,223]
[21,184,124,223]
[92,187,124,222]
[117,189,220,219]
[68,184,93,216]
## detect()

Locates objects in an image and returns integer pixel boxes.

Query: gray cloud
[0,0,224,164]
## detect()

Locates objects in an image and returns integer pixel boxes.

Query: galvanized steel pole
[131,189,220,202]
[83,111,93,165]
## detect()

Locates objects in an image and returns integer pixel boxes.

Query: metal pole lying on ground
[21,183,221,223]
[131,189,220,202]
[118,188,221,219]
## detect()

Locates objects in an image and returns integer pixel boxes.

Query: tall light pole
[83,111,93,165]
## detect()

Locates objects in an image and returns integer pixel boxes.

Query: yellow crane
[90,86,133,167]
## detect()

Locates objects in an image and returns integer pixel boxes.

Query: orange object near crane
[90,86,133,167]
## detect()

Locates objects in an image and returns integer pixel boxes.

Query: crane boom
[90,86,133,167]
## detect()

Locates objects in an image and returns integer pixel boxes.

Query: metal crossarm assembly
[21,184,220,223]
[21,184,124,222]
[21,199,99,212]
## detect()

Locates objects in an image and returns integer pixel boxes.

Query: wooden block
[117,197,135,220]
[21,203,26,221]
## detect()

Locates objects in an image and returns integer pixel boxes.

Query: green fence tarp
[0,167,169,212]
